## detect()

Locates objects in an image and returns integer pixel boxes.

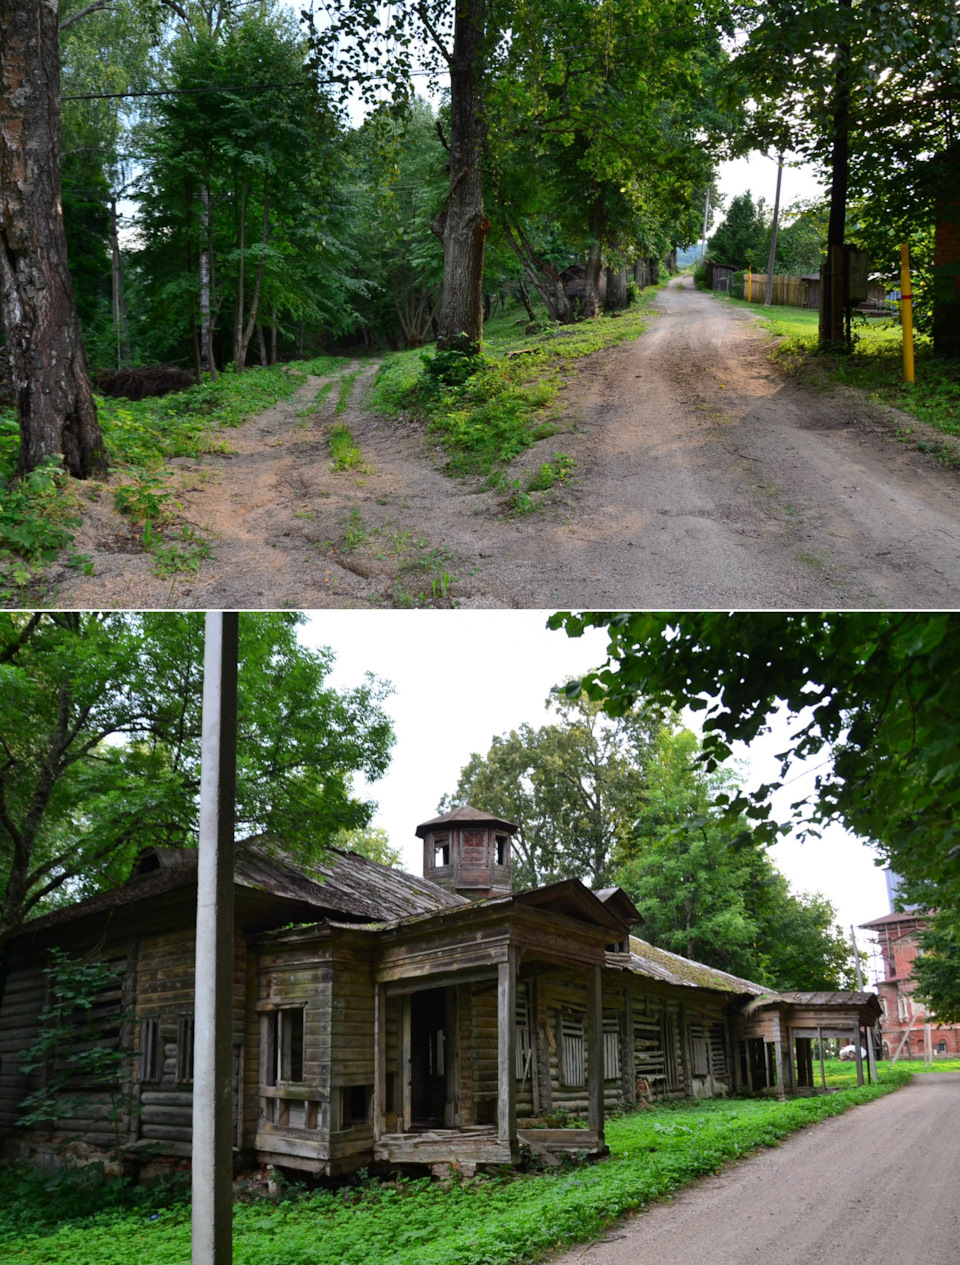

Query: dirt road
[53,277,960,608]
[550,1073,960,1265]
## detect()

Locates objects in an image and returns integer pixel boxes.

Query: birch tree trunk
[0,0,106,478]
[432,0,489,353]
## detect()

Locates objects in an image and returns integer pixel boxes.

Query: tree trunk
[109,199,131,368]
[516,276,535,321]
[0,0,106,478]
[236,175,268,371]
[581,200,605,319]
[501,220,574,323]
[256,323,267,367]
[604,266,628,311]
[932,143,960,360]
[432,0,488,353]
[819,0,852,349]
[233,171,247,369]
[269,308,277,365]
[199,173,217,378]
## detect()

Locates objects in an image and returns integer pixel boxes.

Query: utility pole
[764,155,784,307]
[851,924,878,1085]
[700,187,711,261]
[192,612,239,1265]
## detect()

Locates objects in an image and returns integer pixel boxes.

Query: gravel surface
[50,277,960,609]
[549,1073,960,1265]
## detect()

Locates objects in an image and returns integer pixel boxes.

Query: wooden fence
[741,274,815,308]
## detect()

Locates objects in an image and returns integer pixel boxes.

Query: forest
[1,0,957,483]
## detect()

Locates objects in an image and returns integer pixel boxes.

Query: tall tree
[0,612,394,969]
[0,0,106,478]
[617,727,853,988]
[441,693,661,887]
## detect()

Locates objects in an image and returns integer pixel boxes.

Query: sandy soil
[51,277,960,609]
[548,1073,960,1265]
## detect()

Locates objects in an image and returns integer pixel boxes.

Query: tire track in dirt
[50,277,960,609]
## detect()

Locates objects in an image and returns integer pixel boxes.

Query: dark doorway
[411,988,447,1127]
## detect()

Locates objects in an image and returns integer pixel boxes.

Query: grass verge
[712,292,960,443]
[0,355,351,599]
[371,288,666,480]
[0,1068,912,1265]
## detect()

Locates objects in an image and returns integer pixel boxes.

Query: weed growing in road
[527,452,574,491]
[340,506,368,552]
[297,380,335,419]
[328,423,365,471]
[336,369,363,416]
[0,1068,913,1265]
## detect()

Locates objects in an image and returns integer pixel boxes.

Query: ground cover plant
[371,285,666,480]
[820,1055,960,1088]
[0,355,351,599]
[710,293,959,444]
[0,1067,912,1265]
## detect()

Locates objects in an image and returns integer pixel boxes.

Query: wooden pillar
[853,1026,864,1087]
[400,995,412,1130]
[784,1027,794,1092]
[192,612,239,1265]
[445,986,460,1128]
[586,965,604,1145]
[818,1027,826,1090]
[623,988,636,1105]
[497,949,517,1148]
[374,983,386,1140]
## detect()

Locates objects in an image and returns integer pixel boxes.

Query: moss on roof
[628,935,768,996]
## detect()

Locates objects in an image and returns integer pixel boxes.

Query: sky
[301,611,890,984]
[714,151,824,231]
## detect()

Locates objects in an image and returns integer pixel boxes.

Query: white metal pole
[700,188,711,262]
[851,924,878,1083]
[192,612,239,1265]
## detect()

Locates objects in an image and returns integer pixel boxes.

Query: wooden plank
[497,949,517,1146]
[586,966,603,1142]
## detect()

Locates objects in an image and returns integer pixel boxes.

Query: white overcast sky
[300,611,890,981]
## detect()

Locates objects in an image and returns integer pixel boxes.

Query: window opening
[495,834,508,866]
[139,1018,160,1082]
[177,1015,195,1083]
[262,1008,305,1086]
[603,1014,621,1080]
[434,835,450,867]
[559,1013,585,1087]
[341,1084,370,1128]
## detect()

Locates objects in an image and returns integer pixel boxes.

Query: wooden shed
[0,807,881,1176]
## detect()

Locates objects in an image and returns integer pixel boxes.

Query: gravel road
[50,277,960,609]
[549,1073,960,1265]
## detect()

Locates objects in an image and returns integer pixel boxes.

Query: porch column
[374,983,386,1140]
[817,1026,826,1090]
[853,1025,865,1087]
[497,948,517,1148]
[587,964,604,1146]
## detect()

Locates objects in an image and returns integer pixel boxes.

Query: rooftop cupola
[416,805,518,901]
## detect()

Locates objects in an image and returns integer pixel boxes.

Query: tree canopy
[549,611,960,1006]
[0,612,394,955]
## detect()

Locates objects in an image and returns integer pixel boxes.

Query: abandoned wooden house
[0,806,881,1176]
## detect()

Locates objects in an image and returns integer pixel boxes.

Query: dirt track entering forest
[547,1073,960,1265]
[52,276,960,609]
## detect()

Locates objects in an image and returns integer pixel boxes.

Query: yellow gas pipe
[900,243,915,384]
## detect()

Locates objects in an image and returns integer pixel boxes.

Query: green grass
[336,369,363,416]
[0,1069,912,1265]
[371,289,666,479]
[817,1055,960,1089]
[0,356,354,599]
[712,292,960,440]
[328,423,365,471]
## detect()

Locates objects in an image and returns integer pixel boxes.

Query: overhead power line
[63,71,432,102]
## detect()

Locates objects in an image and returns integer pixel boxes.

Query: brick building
[860,909,960,1061]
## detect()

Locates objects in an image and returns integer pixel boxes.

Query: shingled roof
[15,840,463,939]
[627,935,768,996]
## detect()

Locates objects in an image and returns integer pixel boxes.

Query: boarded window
[177,1015,195,1083]
[140,1017,160,1082]
[560,1013,585,1087]
[689,1024,710,1077]
[603,1015,621,1080]
[634,1016,666,1083]
[709,1023,727,1076]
